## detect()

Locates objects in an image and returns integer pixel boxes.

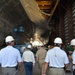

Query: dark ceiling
[0,0,54,44]
[0,0,35,43]
[0,0,74,44]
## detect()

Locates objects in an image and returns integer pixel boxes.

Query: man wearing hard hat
[70,39,75,75]
[22,44,35,75]
[0,36,22,75]
[43,37,69,75]
[36,43,47,75]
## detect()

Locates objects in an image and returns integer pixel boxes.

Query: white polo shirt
[45,47,69,68]
[22,50,35,65]
[0,46,22,67]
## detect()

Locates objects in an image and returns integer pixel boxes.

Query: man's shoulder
[11,47,20,53]
[47,48,53,52]
[0,47,7,51]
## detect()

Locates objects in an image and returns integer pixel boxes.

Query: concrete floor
[0,65,73,75]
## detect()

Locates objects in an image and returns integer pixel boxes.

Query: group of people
[0,35,75,75]
[0,36,36,75]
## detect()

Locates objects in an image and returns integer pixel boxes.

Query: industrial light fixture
[14,26,24,32]
[19,26,24,32]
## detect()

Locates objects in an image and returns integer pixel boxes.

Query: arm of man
[18,62,23,71]
[36,57,38,62]
[35,51,39,63]
[65,64,68,68]
[64,63,69,71]
[17,50,23,71]
[43,62,48,75]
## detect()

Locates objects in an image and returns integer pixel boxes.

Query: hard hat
[27,45,32,48]
[5,36,15,43]
[38,43,43,46]
[70,39,75,45]
[20,46,26,53]
[54,37,62,44]
[48,45,50,48]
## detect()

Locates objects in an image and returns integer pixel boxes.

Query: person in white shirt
[70,39,75,75]
[0,36,22,75]
[22,44,35,75]
[43,37,69,75]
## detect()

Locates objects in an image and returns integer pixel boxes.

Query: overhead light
[32,41,40,46]
[19,26,24,32]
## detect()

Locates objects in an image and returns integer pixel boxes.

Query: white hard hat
[38,43,43,46]
[20,46,26,53]
[27,45,32,48]
[54,37,62,44]
[70,39,75,45]
[5,36,15,43]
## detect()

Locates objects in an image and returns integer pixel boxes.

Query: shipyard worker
[0,36,22,75]
[36,43,47,75]
[66,42,74,72]
[43,37,69,75]
[22,44,35,75]
[70,39,75,75]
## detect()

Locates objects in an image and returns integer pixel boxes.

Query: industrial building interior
[0,0,75,47]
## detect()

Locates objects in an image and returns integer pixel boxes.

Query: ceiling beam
[36,1,52,6]
[48,0,60,22]
[36,0,53,10]
[38,5,51,10]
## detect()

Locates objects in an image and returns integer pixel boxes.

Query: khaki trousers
[48,68,65,75]
[2,68,18,75]
[38,60,44,75]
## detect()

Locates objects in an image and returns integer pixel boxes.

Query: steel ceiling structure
[0,0,73,44]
